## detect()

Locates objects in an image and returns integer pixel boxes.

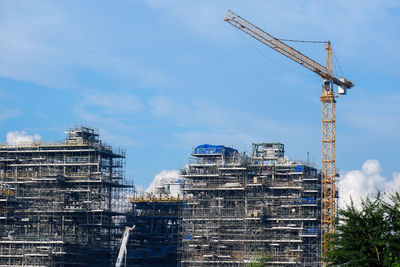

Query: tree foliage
[326,192,400,266]
[246,253,272,267]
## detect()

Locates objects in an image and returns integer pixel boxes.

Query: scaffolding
[180,143,321,266]
[126,194,183,267]
[0,126,131,266]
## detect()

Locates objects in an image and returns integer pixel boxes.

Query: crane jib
[225,13,326,71]
[225,10,353,89]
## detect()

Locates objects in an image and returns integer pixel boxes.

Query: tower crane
[224,10,354,264]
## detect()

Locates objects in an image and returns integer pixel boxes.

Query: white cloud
[338,159,400,209]
[149,94,318,155]
[135,185,146,195]
[72,92,143,147]
[6,130,41,145]
[149,95,303,132]
[80,92,142,115]
[143,0,400,62]
[385,172,400,194]
[144,0,227,41]
[149,95,179,117]
[0,106,20,122]
[145,170,182,197]
[0,1,171,91]
[1,0,398,92]
[341,92,400,139]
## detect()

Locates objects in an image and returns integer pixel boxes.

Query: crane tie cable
[236,31,314,77]
[277,38,329,44]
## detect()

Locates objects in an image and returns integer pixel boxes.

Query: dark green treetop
[326,192,400,266]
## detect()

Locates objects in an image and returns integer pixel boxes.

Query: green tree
[326,192,400,266]
[382,192,400,266]
[246,253,272,267]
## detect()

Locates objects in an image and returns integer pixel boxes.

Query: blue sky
[0,0,399,191]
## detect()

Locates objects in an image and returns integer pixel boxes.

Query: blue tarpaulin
[294,197,316,205]
[305,228,319,234]
[295,165,304,172]
[185,233,193,240]
[194,144,237,156]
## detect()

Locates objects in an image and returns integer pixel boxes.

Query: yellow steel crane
[224,10,354,264]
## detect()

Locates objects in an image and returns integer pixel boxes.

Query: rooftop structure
[0,126,130,266]
[180,143,321,266]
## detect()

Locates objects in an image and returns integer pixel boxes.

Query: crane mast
[320,43,337,264]
[224,10,353,265]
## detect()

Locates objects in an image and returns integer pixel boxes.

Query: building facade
[0,127,129,266]
[126,195,183,266]
[180,143,321,266]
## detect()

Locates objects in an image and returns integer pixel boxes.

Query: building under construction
[180,143,321,266]
[126,195,183,266]
[0,126,130,266]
